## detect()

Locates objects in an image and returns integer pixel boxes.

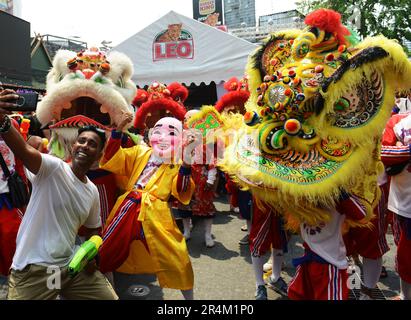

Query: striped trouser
[249,201,288,257]
[99,191,145,274]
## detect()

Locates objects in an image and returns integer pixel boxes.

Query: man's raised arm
[0,89,42,174]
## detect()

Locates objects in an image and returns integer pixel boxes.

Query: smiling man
[0,89,118,300]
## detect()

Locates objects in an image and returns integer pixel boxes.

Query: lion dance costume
[188,8,411,300]
[217,9,411,227]
[34,47,137,227]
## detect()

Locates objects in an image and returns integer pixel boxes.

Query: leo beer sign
[153,23,194,61]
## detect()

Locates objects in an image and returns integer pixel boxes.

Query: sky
[19,0,297,47]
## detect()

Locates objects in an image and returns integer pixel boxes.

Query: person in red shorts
[249,198,288,300]
[380,111,411,300]
[288,191,367,300]
[343,176,390,300]
[0,118,26,275]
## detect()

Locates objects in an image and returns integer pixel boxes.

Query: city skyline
[18,0,297,46]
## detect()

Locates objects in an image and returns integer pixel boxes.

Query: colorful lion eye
[334,97,350,111]
[259,123,287,153]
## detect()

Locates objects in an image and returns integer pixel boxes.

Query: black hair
[77,125,107,150]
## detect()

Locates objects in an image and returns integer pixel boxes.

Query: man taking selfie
[0,88,118,300]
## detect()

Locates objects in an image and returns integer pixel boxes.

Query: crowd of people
[1,82,410,301]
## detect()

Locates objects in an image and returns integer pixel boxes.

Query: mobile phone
[14,92,39,112]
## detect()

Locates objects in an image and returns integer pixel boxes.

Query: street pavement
[112,195,400,300]
[0,195,400,300]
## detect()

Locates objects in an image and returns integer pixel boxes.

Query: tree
[297,0,411,53]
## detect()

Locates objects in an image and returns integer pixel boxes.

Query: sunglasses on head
[80,125,106,133]
[78,125,107,147]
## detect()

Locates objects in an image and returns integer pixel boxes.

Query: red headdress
[133,81,187,132]
[304,9,350,45]
[215,77,250,114]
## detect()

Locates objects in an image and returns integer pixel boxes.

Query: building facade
[259,9,304,29]
[224,0,256,30]
[404,39,411,54]
[42,35,88,60]
[229,9,305,44]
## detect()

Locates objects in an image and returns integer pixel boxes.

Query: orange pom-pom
[315,65,324,73]
[284,119,301,135]
[99,62,110,74]
[284,88,292,96]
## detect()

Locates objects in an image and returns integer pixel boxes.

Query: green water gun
[68,235,103,277]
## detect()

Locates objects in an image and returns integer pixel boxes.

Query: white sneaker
[263,262,273,273]
[205,235,215,248]
[359,292,373,300]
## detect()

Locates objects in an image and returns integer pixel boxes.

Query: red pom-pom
[284,88,292,96]
[338,45,347,52]
[167,82,189,103]
[304,9,350,45]
[215,90,250,113]
[224,77,240,92]
[325,53,335,61]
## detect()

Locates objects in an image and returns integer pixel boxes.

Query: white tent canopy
[113,11,258,87]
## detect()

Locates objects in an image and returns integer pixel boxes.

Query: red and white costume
[381,113,411,284]
[0,120,26,275]
[344,180,390,260]
[191,165,217,217]
[288,195,367,300]
[249,199,288,257]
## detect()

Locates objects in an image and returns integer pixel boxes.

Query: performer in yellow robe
[99,117,195,298]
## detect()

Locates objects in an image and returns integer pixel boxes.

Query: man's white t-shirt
[389,115,411,218]
[12,154,101,270]
[300,208,347,269]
